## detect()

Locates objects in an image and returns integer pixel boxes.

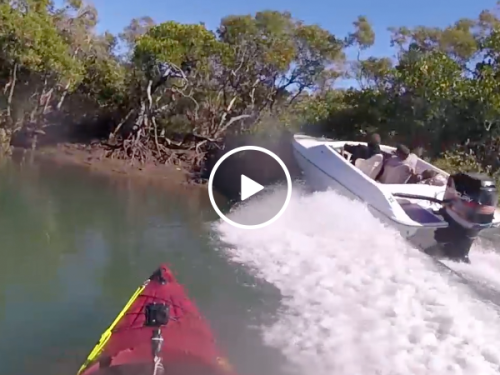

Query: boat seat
[355,154,384,179]
[406,153,418,171]
[378,163,413,184]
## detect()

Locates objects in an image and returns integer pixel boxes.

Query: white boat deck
[292,134,500,234]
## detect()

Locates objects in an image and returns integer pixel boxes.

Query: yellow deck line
[77,282,148,375]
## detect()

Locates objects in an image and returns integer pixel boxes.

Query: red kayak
[77,264,236,375]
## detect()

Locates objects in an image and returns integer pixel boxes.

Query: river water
[3,156,500,375]
[0,158,284,375]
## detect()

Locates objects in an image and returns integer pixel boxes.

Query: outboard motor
[432,172,498,262]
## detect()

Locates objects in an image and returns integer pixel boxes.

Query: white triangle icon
[240,175,264,201]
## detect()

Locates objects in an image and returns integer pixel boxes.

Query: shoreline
[13,143,207,191]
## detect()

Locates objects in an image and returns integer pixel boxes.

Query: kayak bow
[77,264,234,375]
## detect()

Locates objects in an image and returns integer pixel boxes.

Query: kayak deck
[78,265,233,375]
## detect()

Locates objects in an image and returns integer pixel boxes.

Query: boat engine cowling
[443,172,497,226]
[433,172,498,262]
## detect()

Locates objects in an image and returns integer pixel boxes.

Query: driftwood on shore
[2,2,500,184]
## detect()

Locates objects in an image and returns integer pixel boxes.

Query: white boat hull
[293,147,419,238]
[291,134,500,246]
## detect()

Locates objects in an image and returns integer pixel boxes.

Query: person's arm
[343,144,357,154]
[408,173,422,184]
[381,151,392,160]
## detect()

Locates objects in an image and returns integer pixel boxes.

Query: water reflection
[0,158,284,375]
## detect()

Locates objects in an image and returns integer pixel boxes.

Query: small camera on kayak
[145,302,170,327]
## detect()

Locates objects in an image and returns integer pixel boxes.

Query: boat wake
[442,242,500,297]
[214,185,500,375]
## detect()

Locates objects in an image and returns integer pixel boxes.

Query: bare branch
[111,109,134,139]
[216,114,252,137]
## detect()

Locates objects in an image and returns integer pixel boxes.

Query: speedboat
[292,134,500,263]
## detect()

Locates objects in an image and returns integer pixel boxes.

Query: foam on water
[214,186,500,375]
[443,242,500,293]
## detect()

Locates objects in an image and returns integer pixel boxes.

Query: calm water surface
[0,158,284,375]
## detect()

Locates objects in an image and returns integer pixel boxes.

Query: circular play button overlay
[208,146,292,229]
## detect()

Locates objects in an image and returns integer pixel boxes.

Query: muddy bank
[13,143,193,188]
[204,131,302,201]
[11,130,302,200]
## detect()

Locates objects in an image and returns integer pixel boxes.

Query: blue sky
[75,0,498,87]
[88,0,498,58]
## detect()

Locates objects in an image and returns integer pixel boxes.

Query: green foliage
[133,22,219,74]
[0,2,76,76]
[1,1,500,175]
[433,150,491,175]
[346,16,375,50]
[433,149,500,190]
[297,3,500,180]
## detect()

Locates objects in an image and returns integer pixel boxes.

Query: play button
[240,175,264,201]
[208,146,292,229]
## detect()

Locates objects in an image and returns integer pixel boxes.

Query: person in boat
[411,169,448,186]
[377,144,417,183]
[367,133,382,156]
[386,144,416,168]
[343,133,382,164]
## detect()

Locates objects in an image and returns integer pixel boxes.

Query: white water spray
[443,241,500,293]
[215,186,500,375]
